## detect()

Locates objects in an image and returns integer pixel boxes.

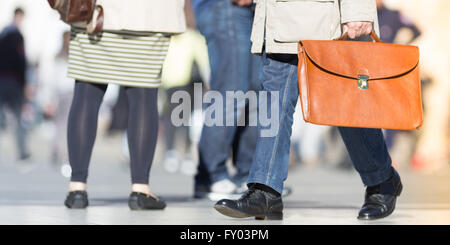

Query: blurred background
[0,0,448,224]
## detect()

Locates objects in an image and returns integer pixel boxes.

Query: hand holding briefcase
[297,31,423,130]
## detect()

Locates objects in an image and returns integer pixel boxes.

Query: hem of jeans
[359,164,394,187]
[247,178,283,194]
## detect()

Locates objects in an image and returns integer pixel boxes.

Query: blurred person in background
[38,31,73,166]
[0,7,30,160]
[61,0,186,210]
[192,0,262,200]
[409,0,450,171]
[377,0,420,44]
[160,0,210,176]
[376,0,422,169]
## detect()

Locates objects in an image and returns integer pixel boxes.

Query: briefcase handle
[337,30,384,43]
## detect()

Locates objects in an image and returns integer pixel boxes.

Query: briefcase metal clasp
[357,75,369,90]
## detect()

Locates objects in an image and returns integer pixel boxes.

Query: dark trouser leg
[232,116,259,186]
[163,87,178,151]
[232,45,262,186]
[338,127,393,186]
[0,99,5,129]
[125,87,159,184]
[0,80,28,158]
[68,81,107,183]
[12,97,27,158]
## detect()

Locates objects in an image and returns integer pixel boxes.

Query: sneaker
[180,157,197,176]
[232,183,293,198]
[208,179,237,201]
[163,150,180,173]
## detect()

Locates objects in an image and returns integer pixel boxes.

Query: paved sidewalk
[1,128,450,225]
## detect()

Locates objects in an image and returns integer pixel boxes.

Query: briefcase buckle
[357,75,369,90]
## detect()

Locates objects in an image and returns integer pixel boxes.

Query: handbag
[47,0,104,34]
[297,31,423,130]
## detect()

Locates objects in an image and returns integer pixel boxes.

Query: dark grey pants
[0,78,28,158]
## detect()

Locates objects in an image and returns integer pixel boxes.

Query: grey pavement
[1,124,450,225]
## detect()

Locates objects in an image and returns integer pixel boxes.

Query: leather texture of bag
[297,31,423,130]
[48,0,103,34]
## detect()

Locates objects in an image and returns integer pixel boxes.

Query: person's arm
[232,0,252,7]
[340,0,377,39]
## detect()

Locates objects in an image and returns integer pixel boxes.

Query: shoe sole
[357,181,403,221]
[214,204,251,218]
[214,204,283,220]
[128,199,167,211]
[66,199,88,209]
[128,200,141,210]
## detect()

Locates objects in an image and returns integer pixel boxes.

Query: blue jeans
[248,53,394,193]
[195,0,261,187]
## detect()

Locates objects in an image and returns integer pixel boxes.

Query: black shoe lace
[240,188,257,200]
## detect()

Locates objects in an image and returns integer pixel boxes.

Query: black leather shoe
[214,185,283,220]
[358,169,402,220]
[128,192,167,210]
[64,191,88,209]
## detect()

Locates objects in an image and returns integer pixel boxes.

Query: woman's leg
[67,81,107,189]
[125,86,159,194]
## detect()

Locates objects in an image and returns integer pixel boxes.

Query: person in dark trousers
[0,7,30,160]
[214,0,403,221]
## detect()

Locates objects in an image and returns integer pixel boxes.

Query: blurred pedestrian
[39,31,73,166]
[61,0,186,210]
[0,7,30,160]
[409,0,450,172]
[215,0,403,221]
[192,0,262,200]
[376,0,422,169]
[377,0,421,44]
[160,29,209,175]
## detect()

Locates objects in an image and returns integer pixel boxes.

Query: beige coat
[251,0,380,54]
[80,0,186,33]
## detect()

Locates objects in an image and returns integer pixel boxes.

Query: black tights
[68,81,158,184]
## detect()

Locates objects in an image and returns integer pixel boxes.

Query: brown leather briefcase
[48,0,104,34]
[297,31,423,130]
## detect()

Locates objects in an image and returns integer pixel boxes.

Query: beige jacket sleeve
[340,0,377,23]
[251,0,379,54]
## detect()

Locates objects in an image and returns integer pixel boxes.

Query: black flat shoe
[64,191,88,209]
[128,192,167,210]
[214,184,283,220]
[358,169,402,220]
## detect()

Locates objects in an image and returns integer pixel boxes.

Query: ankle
[132,184,150,195]
[69,182,87,192]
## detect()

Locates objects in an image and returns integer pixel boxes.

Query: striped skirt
[68,27,170,88]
